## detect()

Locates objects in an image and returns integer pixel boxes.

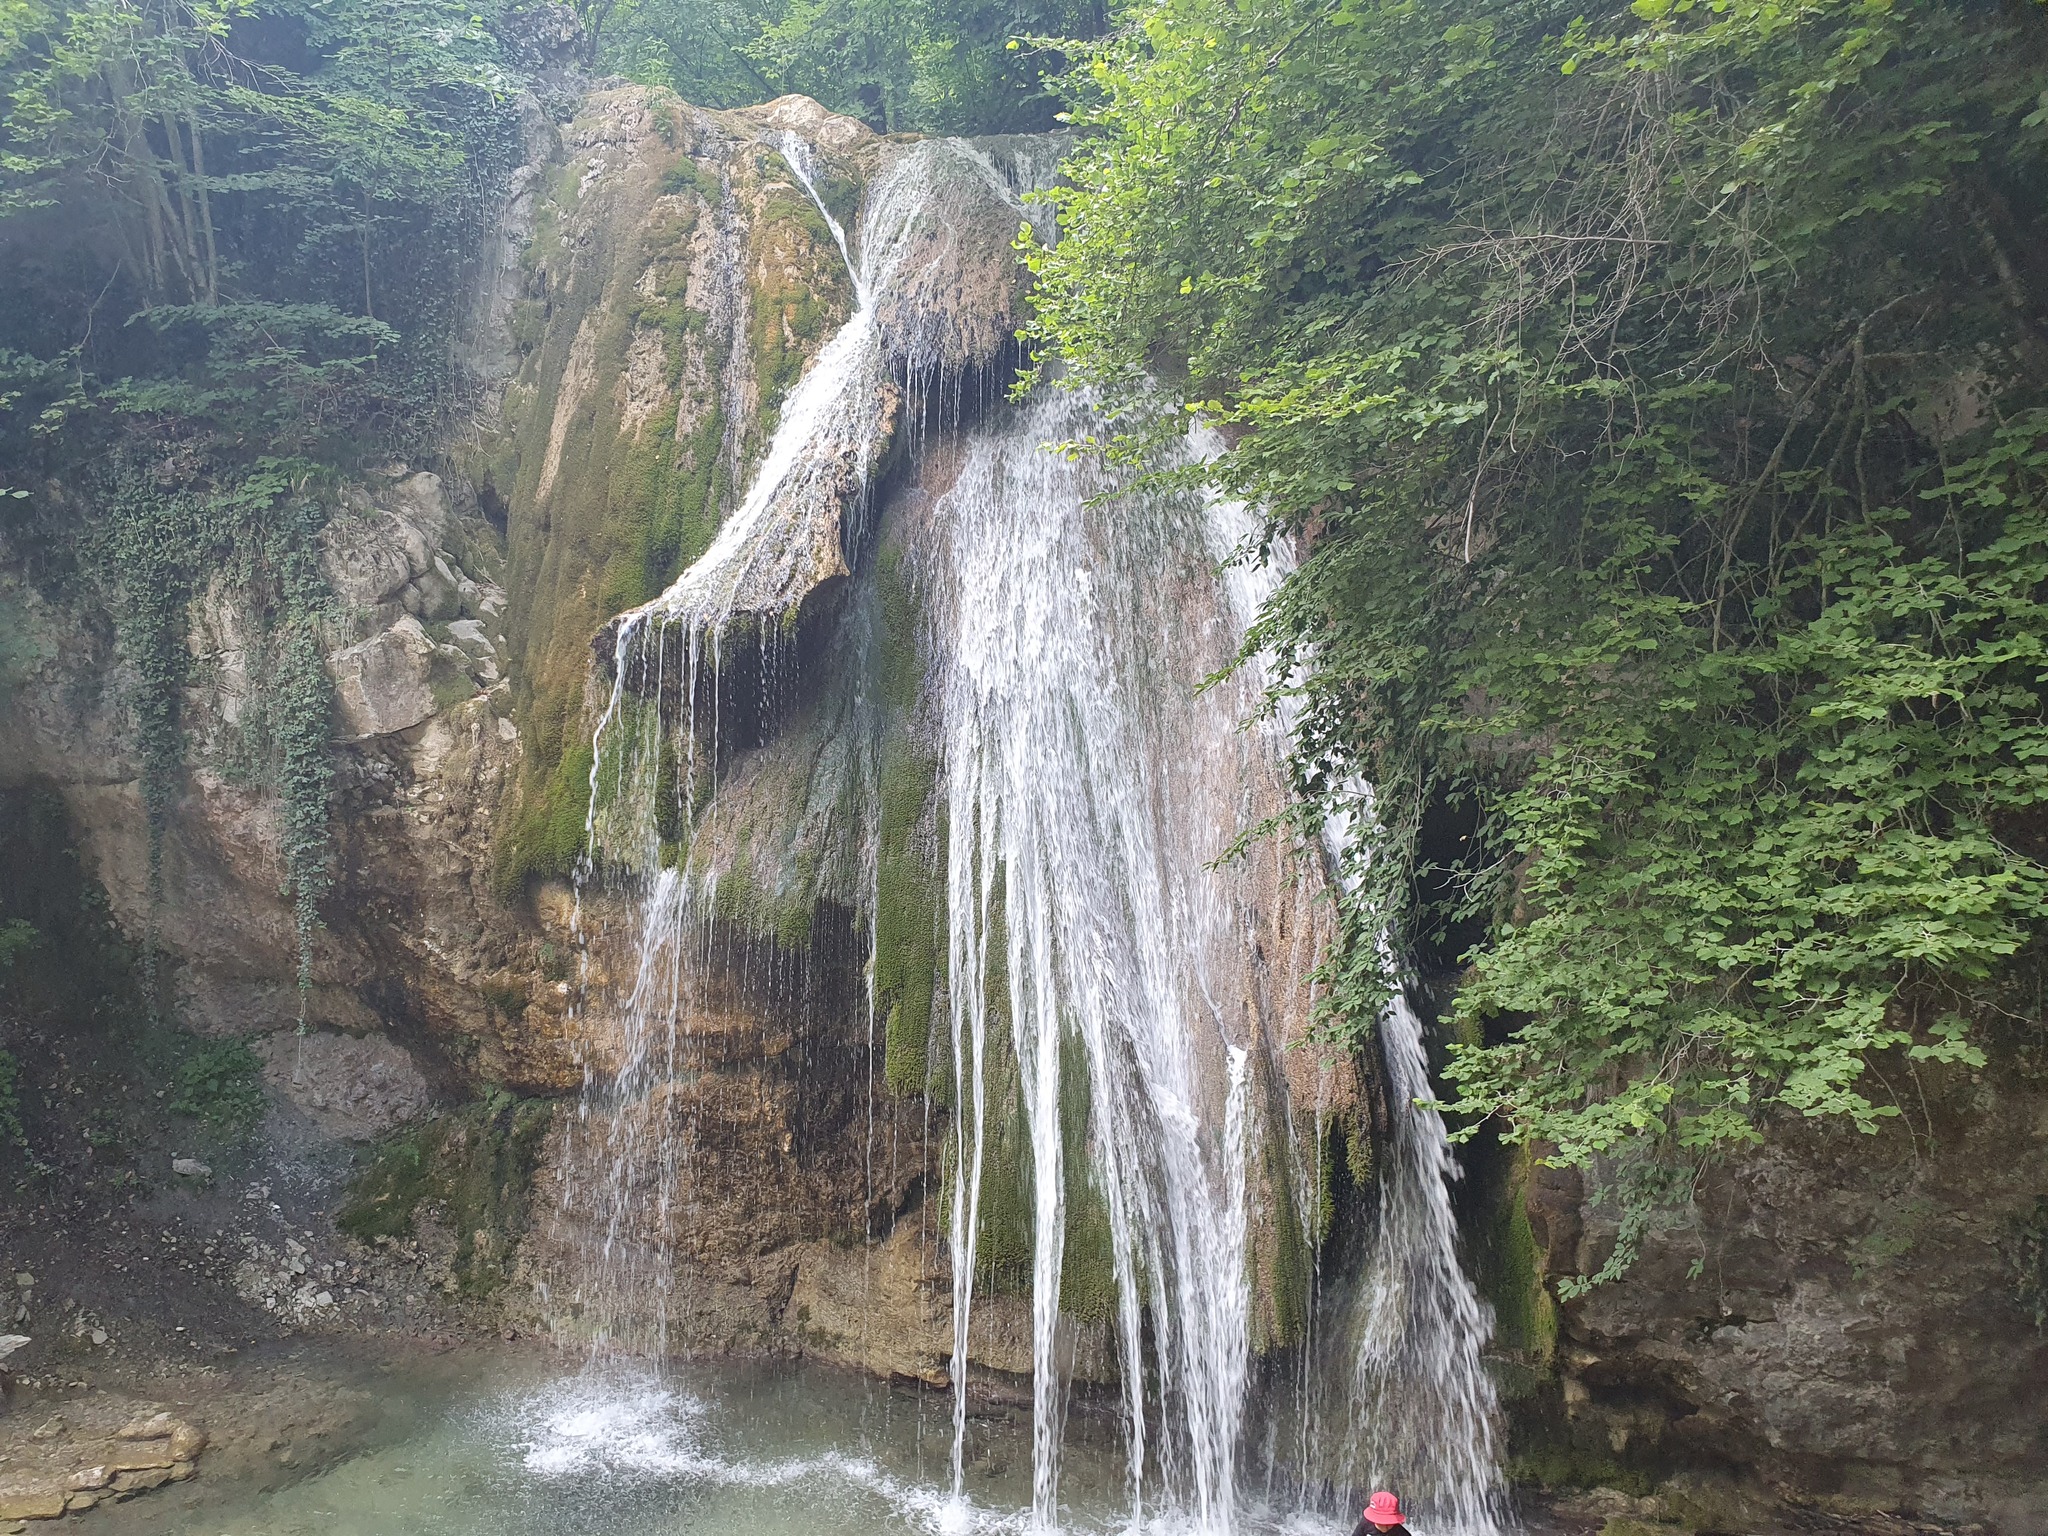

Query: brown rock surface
[1516,1058,2048,1526]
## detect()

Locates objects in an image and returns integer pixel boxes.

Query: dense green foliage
[584,0,1106,131]
[0,1046,22,1148]
[164,1033,264,1128]
[92,455,337,994]
[0,0,522,441]
[1029,0,2048,1207]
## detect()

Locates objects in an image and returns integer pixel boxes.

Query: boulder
[328,615,439,737]
[104,1445,176,1473]
[0,1486,66,1520]
[257,1030,430,1142]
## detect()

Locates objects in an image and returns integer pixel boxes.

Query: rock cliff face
[0,82,1071,1381]
[3,72,2045,1535]
[0,461,572,1098]
[1492,1057,2048,1531]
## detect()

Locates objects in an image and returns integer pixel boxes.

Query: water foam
[491,1371,1027,1535]
[506,1374,707,1480]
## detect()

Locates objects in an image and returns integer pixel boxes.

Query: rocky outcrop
[254,1029,433,1142]
[1493,1051,2048,1530]
[322,469,512,739]
[471,86,879,882]
[0,1402,206,1522]
[587,120,1041,757]
[0,461,578,1100]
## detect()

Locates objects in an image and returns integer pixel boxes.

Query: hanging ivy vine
[94,454,337,1013]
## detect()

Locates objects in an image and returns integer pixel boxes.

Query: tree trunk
[159,111,208,303]
[360,189,375,320]
[188,114,218,304]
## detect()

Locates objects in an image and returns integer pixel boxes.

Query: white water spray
[936,390,1258,1533]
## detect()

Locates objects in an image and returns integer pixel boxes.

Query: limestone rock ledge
[0,1403,206,1523]
[1495,1058,2048,1529]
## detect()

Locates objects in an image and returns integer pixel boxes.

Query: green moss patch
[1471,1142,1558,1365]
[876,737,942,1095]
[744,179,853,445]
[872,546,947,1095]
[935,1007,1124,1327]
[493,737,594,897]
[660,157,722,201]
[488,144,730,905]
[708,847,820,951]
[337,1091,554,1296]
[1506,1445,1656,1499]
[1055,1042,1117,1326]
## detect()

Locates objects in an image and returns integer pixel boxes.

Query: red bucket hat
[1364,1491,1406,1527]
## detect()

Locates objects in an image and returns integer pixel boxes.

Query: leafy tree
[1,0,520,449]
[588,0,782,103]
[1028,0,2048,1260]
[594,0,1105,131]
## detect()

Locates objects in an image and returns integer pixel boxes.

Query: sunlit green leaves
[594,0,1106,132]
[1028,0,2048,1245]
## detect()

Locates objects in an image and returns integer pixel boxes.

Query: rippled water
[117,1353,1264,1536]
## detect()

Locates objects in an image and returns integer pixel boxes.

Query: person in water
[1349,1490,1410,1536]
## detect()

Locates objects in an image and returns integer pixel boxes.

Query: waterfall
[1344,994,1508,1536]
[544,119,1508,1536]
[936,389,1257,1533]
[550,124,1043,1362]
[1202,449,1508,1536]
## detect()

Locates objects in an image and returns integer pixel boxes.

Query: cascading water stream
[552,128,1053,1366]
[1202,455,1508,1536]
[1344,994,1508,1536]
[778,133,858,293]
[936,390,1258,1534]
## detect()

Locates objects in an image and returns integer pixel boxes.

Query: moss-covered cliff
[474,90,874,896]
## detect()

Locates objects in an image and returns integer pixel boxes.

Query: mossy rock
[1507,1446,1657,1498]
[493,738,593,897]
[1598,1520,1690,1536]
[337,1092,554,1296]
[484,91,855,907]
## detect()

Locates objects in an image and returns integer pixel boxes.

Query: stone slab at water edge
[0,1400,205,1523]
